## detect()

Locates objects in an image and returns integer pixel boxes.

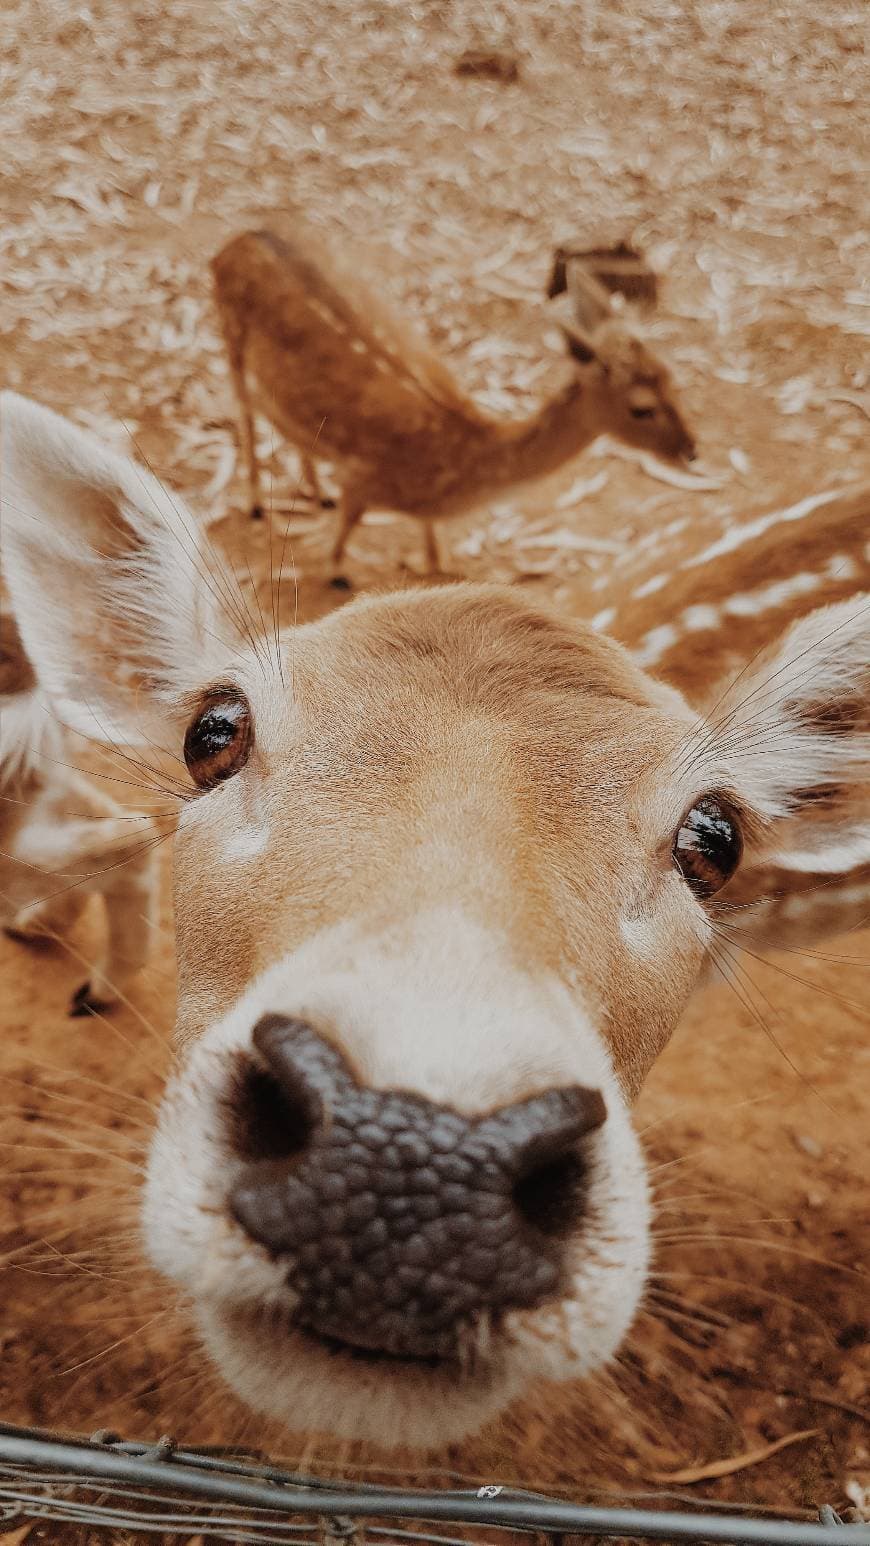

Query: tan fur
[1,564,161,1014]
[171,586,701,1093]
[3,393,868,1448]
[0,606,35,696]
[610,486,870,690]
[210,216,696,572]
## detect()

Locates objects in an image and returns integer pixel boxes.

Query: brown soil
[1,0,868,1539]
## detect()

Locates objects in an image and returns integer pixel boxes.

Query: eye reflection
[184,691,254,790]
[673,795,742,898]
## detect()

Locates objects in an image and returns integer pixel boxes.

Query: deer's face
[622,383,696,465]
[563,325,696,467]
[141,588,732,1446]
[613,339,697,465]
[5,394,867,1450]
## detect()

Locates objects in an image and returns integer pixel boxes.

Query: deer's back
[212,222,494,497]
[596,484,870,697]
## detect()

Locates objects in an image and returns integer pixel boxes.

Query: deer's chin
[190,1202,651,1451]
[194,1300,525,1448]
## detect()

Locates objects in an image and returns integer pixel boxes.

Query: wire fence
[1,1424,868,1545]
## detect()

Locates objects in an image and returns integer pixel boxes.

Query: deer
[0,425,167,1015]
[0,602,159,1013]
[210,218,696,582]
[3,389,868,1452]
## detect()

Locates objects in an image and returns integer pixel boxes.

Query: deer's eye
[673,796,742,898]
[184,690,253,790]
[630,404,656,419]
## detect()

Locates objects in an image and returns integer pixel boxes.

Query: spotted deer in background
[2,390,867,1449]
[210,217,696,579]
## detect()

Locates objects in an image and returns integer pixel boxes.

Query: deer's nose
[228,1015,607,1359]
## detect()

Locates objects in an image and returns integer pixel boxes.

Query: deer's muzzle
[228,1014,607,1359]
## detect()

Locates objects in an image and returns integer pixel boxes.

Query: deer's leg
[220,316,264,519]
[71,841,159,1016]
[5,804,159,1014]
[330,490,367,583]
[299,453,320,502]
[299,454,337,511]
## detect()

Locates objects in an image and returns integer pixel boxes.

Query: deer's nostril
[229,1058,318,1163]
[513,1151,588,1237]
[229,1014,338,1163]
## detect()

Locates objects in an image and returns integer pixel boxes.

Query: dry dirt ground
[1,0,869,1540]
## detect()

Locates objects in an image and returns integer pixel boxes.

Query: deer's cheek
[599,894,710,1100]
[172,820,263,1043]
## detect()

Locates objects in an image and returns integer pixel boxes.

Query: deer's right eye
[184,690,254,790]
[673,795,743,899]
[630,405,656,419]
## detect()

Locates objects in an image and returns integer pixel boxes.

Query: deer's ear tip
[1,393,41,470]
[562,326,599,365]
[2,389,44,417]
[1,392,63,453]
[1,388,31,430]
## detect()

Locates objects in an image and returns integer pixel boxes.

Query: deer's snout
[228,1014,607,1359]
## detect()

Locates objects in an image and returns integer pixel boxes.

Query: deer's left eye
[184,690,253,790]
[630,404,656,419]
[673,796,742,898]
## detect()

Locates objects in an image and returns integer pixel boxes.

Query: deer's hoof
[69,981,114,1018]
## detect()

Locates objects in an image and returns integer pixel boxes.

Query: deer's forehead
[270,597,653,715]
[223,685,689,868]
[206,592,698,819]
[216,611,693,817]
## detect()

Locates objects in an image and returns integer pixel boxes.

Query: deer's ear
[713,601,870,818]
[708,600,870,876]
[1,392,226,746]
[564,264,613,335]
[560,324,602,368]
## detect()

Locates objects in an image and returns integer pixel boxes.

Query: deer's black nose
[228,1015,607,1359]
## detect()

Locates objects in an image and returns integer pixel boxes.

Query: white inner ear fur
[1,391,228,746]
[695,599,870,820]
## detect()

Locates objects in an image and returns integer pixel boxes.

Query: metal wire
[0,1424,867,1545]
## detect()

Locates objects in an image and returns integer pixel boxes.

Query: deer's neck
[476,377,605,494]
